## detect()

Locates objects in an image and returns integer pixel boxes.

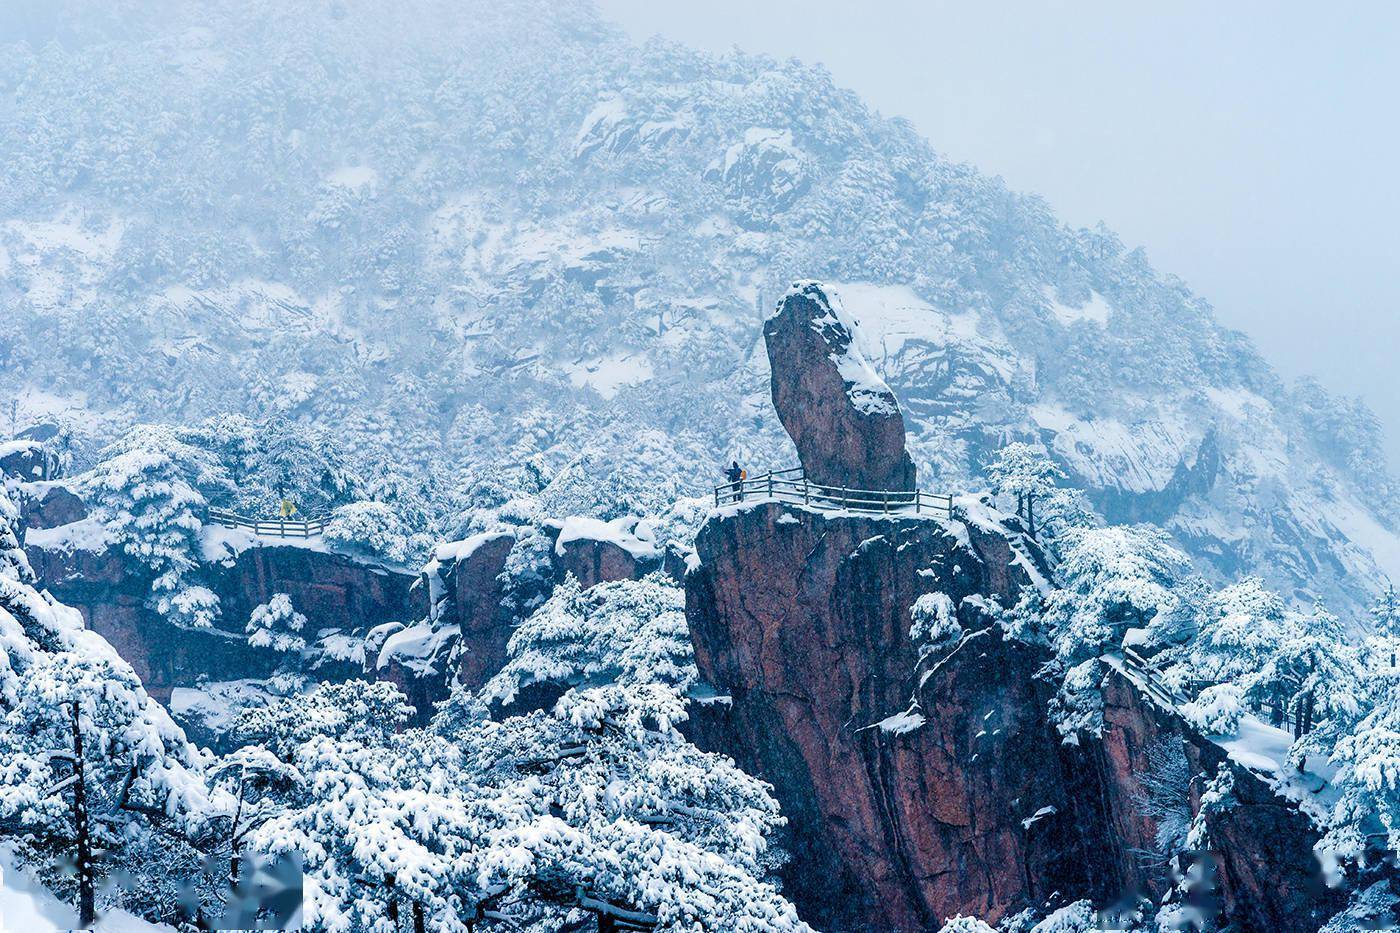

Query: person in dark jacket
[726,461,745,501]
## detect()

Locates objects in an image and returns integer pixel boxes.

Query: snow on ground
[1030,403,1200,495]
[1105,652,1339,827]
[22,517,112,554]
[170,679,277,737]
[1021,805,1058,830]
[563,352,653,399]
[1204,386,1271,421]
[326,165,378,191]
[554,516,659,560]
[0,847,172,932]
[199,523,331,563]
[376,620,455,674]
[1213,716,1340,824]
[1042,285,1111,326]
[867,707,926,735]
[9,386,93,427]
[1322,495,1400,586]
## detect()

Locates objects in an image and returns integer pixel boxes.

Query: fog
[601,0,1400,467]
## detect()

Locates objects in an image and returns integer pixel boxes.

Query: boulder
[0,438,58,481]
[18,481,88,530]
[764,281,915,492]
[547,516,661,589]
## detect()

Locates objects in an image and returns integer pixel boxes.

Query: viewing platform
[714,467,954,517]
[207,507,326,539]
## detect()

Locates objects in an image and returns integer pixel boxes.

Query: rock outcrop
[418,531,518,694]
[546,516,663,589]
[764,281,916,492]
[17,481,88,529]
[685,500,1351,931]
[28,521,421,703]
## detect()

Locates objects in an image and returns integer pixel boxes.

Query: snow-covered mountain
[1,0,1395,618]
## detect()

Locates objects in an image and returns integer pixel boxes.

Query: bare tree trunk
[386,873,399,930]
[413,901,426,933]
[69,702,96,928]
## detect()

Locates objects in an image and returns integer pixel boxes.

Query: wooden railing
[207,507,327,538]
[713,467,954,517]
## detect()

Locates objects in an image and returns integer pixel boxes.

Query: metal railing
[713,467,954,517]
[207,507,327,538]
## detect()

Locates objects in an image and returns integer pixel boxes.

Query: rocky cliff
[21,499,422,705]
[685,499,1350,931]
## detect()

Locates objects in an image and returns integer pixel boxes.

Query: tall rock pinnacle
[763,281,916,491]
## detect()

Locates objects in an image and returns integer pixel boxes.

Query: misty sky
[599,0,1400,467]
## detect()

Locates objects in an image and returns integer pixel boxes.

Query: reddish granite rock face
[17,482,88,530]
[29,533,421,702]
[686,501,1079,930]
[211,544,422,636]
[424,532,518,692]
[546,517,662,590]
[763,282,916,492]
[27,539,280,703]
[686,501,1353,932]
[1095,673,1348,932]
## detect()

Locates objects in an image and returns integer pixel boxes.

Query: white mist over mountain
[599,0,1400,469]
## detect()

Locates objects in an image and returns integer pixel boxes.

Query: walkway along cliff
[681,282,1351,931]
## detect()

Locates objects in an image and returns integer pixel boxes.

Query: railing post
[767,472,774,500]
[915,493,921,515]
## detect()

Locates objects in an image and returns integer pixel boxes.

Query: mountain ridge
[0,0,1394,618]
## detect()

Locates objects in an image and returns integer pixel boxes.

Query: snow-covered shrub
[481,572,693,708]
[910,592,961,658]
[246,593,308,653]
[83,424,228,629]
[937,917,996,932]
[1129,738,1193,861]
[323,500,432,566]
[1027,901,1098,931]
[1050,658,1108,742]
[1182,682,1246,735]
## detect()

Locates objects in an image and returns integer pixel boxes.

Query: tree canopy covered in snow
[1,0,1396,620]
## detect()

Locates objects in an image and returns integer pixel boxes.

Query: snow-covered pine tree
[0,480,33,584]
[1372,583,1400,636]
[83,424,228,629]
[1042,524,1190,667]
[479,571,693,708]
[248,421,359,515]
[984,442,1065,537]
[0,509,223,926]
[323,500,432,567]
[232,677,810,931]
[246,593,308,653]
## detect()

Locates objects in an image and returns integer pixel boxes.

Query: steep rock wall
[686,500,1351,931]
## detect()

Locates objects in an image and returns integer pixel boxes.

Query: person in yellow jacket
[279,497,298,520]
